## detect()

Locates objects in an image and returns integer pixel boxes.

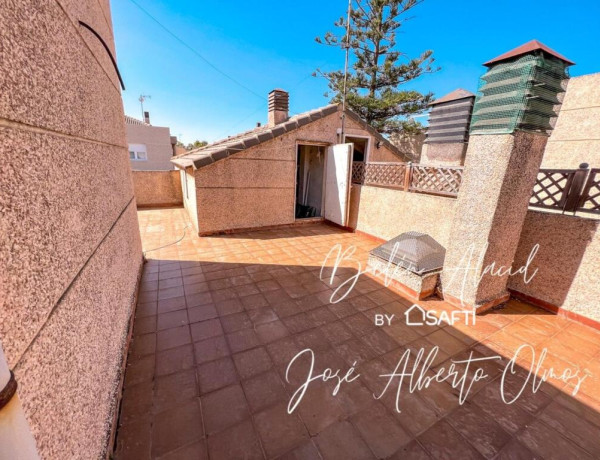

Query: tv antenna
[139,94,151,119]
[341,0,352,139]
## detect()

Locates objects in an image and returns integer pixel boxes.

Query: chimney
[268,89,289,126]
[144,111,150,124]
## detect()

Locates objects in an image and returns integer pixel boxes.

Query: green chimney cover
[470,53,570,135]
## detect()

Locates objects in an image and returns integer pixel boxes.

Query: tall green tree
[316,0,438,134]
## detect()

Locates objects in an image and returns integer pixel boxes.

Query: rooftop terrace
[114,207,600,459]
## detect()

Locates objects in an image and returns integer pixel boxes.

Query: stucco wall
[509,210,600,322]
[191,112,402,234]
[132,170,183,208]
[126,122,175,171]
[349,184,457,247]
[0,1,142,458]
[542,73,600,168]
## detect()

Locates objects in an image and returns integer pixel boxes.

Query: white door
[324,143,353,226]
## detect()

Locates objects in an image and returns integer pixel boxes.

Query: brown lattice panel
[529,169,575,210]
[409,165,463,197]
[364,162,407,188]
[578,168,600,214]
[351,162,366,184]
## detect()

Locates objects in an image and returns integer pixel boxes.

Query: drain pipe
[0,341,39,459]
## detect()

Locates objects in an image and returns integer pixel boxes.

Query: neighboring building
[125,113,177,170]
[172,89,409,235]
[0,1,142,458]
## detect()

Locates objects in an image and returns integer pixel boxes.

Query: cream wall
[542,73,600,168]
[349,184,457,247]
[126,123,175,171]
[132,170,183,207]
[191,112,402,234]
[509,210,600,323]
[0,1,142,458]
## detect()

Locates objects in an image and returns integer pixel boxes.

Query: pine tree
[316,0,438,134]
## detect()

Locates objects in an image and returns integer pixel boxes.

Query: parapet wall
[349,184,457,247]
[509,210,600,323]
[133,170,183,208]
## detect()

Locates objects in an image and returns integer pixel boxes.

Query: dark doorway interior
[296,144,325,219]
[346,136,368,162]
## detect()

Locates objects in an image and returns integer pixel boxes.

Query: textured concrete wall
[126,123,175,171]
[420,142,467,166]
[542,73,600,168]
[132,170,183,207]
[348,184,457,247]
[441,132,547,307]
[509,211,600,322]
[192,113,401,234]
[0,0,142,458]
[389,132,425,163]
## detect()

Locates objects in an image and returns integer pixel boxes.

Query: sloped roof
[171,104,407,169]
[428,88,475,106]
[483,40,575,67]
[125,115,150,126]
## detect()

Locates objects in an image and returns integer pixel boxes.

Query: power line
[127,0,267,102]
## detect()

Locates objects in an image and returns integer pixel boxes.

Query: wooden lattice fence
[351,161,463,197]
[409,165,464,197]
[530,166,599,215]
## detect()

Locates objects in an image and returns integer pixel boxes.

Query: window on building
[128,143,147,161]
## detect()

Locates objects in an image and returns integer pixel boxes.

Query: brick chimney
[268,89,289,126]
[144,111,150,124]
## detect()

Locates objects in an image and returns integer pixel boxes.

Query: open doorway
[345,135,369,162]
[296,144,325,219]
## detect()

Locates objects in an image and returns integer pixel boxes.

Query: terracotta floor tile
[256,320,290,343]
[157,440,208,460]
[125,355,155,387]
[114,417,152,460]
[123,211,600,459]
[517,418,594,460]
[153,369,198,414]
[207,419,264,460]
[226,329,260,353]
[157,310,189,331]
[418,420,483,460]
[254,402,310,458]
[197,357,239,395]
[277,440,321,460]
[446,401,511,458]
[129,333,157,359]
[194,335,230,364]
[119,381,153,425]
[214,298,244,316]
[190,318,223,342]
[539,400,600,457]
[152,400,203,457]
[157,296,186,314]
[156,325,191,352]
[187,304,218,323]
[233,347,273,380]
[282,313,314,334]
[201,384,250,435]
[350,402,411,458]
[313,420,374,460]
[220,311,253,333]
[242,369,288,413]
[156,345,195,377]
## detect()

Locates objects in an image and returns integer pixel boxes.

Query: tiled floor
[114,207,600,459]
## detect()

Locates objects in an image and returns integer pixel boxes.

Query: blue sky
[112,0,600,144]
